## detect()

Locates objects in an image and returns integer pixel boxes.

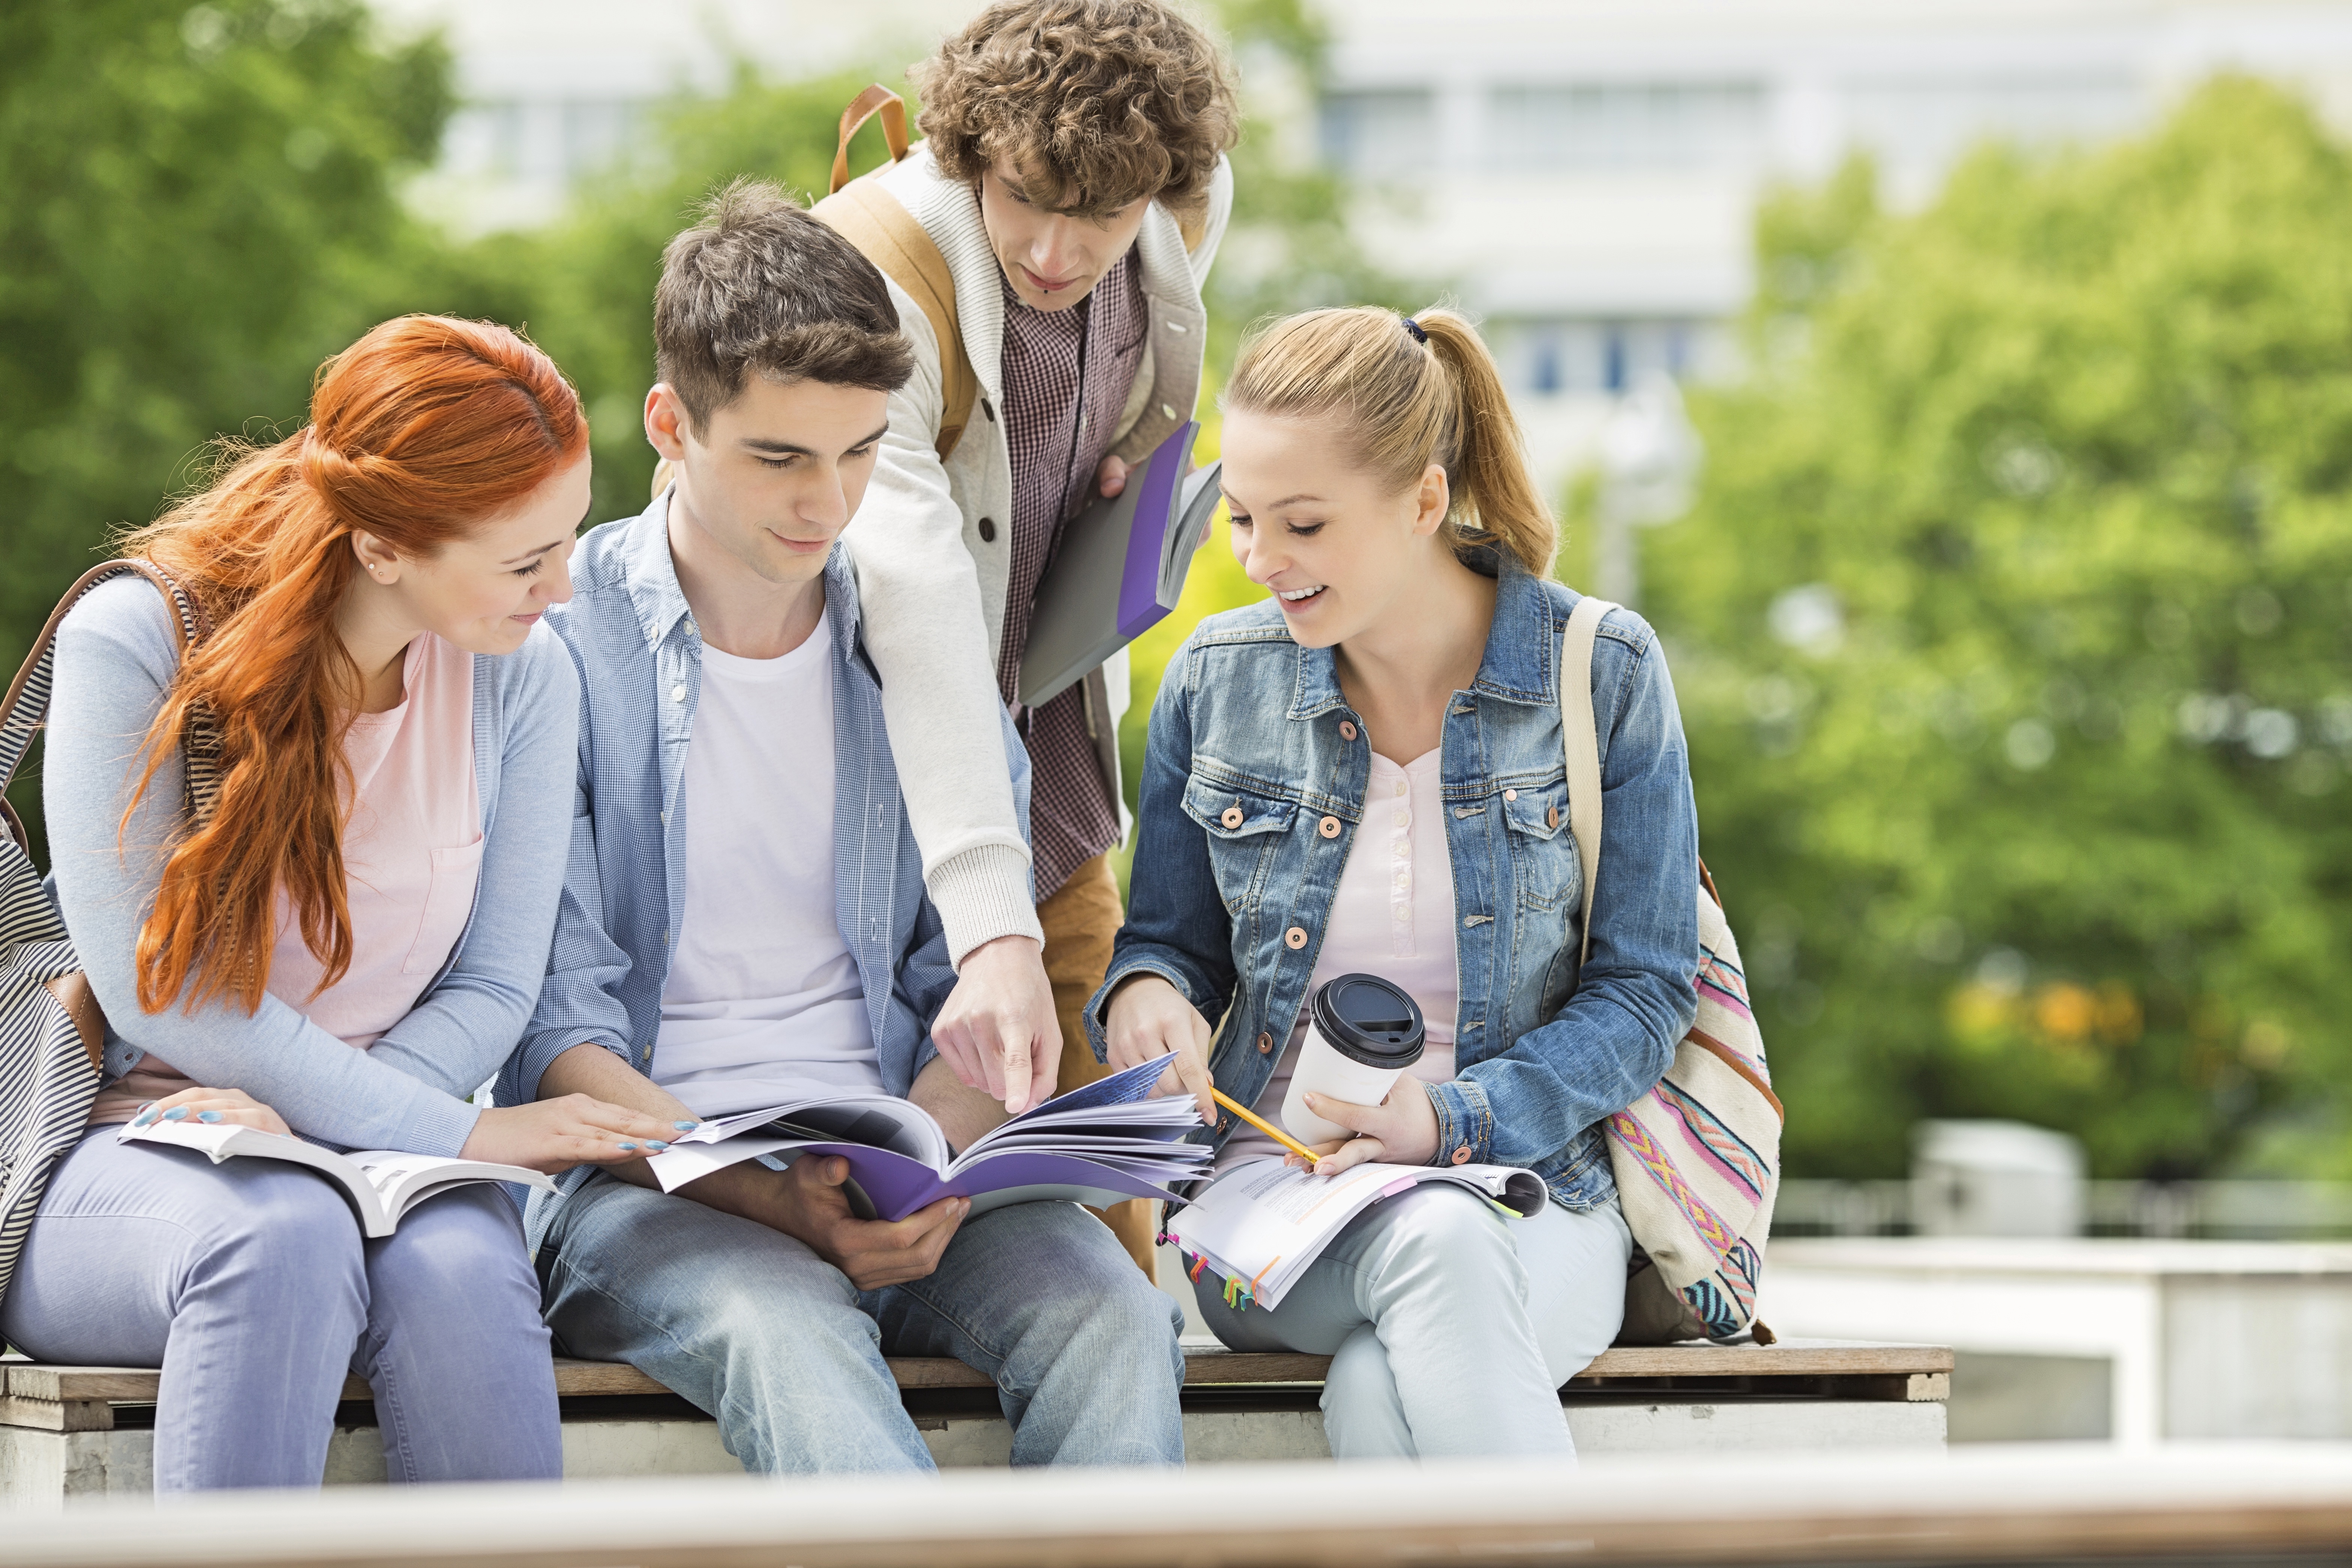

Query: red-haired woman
[0,316,681,1491]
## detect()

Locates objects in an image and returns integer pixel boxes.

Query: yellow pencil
[1211,1087,1323,1166]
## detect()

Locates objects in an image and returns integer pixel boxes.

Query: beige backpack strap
[827,83,909,196]
[1560,595,1616,966]
[811,178,977,464]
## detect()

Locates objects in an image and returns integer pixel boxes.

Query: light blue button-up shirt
[500,496,1031,1218]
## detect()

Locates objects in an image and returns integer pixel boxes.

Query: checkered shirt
[994,250,1150,900]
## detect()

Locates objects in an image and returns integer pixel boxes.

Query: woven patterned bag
[1558,595,1782,1345]
[0,562,217,1311]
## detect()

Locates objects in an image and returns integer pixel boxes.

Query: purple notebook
[1015,421,1224,707]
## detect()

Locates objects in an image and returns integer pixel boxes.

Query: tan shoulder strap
[1176,204,1206,253]
[828,84,908,197]
[811,177,978,464]
[1560,595,1616,966]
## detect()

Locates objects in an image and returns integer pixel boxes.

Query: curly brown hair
[914,0,1238,220]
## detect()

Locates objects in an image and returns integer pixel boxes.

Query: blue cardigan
[45,575,580,1156]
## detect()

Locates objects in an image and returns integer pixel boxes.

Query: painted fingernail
[645,1140,669,1151]
[196,1110,223,1123]
[672,1120,699,1131]
[162,1107,189,1121]
[617,1141,638,1152]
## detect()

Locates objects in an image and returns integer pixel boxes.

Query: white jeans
[1192,1183,1633,1460]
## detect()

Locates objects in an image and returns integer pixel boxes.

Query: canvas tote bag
[0,561,218,1310]
[1558,594,1782,1344]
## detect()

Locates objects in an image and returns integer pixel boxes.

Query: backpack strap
[811,175,978,464]
[1559,594,1617,967]
[0,560,219,854]
[815,84,978,465]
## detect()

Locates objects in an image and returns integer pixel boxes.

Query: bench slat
[1,1337,1950,1411]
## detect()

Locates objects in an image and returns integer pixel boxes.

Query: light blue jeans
[0,1128,563,1491]
[1193,1183,1633,1460]
[538,1174,1185,1472]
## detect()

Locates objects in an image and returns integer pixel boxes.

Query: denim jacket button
[1451,1145,1473,1165]
[1339,720,1358,741]
[1548,805,1561,829]
[1317,815,1341,839]
[1221,806,1244,829]
[1503,788,1518,801]
[1256,1031,1274,1054]
[1284,926,1308,949]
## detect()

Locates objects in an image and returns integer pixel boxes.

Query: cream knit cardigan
[843,144,1233,964]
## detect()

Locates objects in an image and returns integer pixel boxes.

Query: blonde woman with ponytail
[3,316,681,1492]
[1090,307,1701,1460]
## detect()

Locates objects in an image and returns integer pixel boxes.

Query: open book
[1164,1157,1548,1310]
[118,1120,554,1238]
[648,1054,1212,1221]
[1016,419,1225,707]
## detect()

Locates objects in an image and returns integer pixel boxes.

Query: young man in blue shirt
[501,180,1182,1474]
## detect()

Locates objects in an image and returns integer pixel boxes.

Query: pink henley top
[89,633,481,1123]
[1216,747,1462,1174]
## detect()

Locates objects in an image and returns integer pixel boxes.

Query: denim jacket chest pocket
[1496,777,1581,914]
[1181,772,1298,913]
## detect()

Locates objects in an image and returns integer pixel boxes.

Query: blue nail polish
[645,1141,669,1151]
[672,1121,699,1131]
[162,1107,189,1121]
[617,1141,638,1151]
[131,1112,156,1127]
[196,1110,223,1123]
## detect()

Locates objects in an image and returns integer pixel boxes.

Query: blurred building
[378,0,2352,486]
[1317,0,2352,487]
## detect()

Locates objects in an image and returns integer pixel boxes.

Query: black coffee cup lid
[1309,974,1426,1067]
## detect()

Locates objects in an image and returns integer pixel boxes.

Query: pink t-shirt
[1217,746,1461,1174]
[90,634,479,1122]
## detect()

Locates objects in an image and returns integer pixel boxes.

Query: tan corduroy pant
[1036,852,1158,1280]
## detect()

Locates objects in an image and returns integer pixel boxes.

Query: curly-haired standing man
[842,0,1239,1275]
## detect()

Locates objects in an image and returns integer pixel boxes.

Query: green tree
[444,66,903,528]
[1645,78,2352,1179]
[0,0,455,850]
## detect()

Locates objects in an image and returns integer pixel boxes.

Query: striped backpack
[1559,595,1782,1345]
[0,562,217,1310]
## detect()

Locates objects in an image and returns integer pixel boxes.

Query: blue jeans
[538,1174,1184,1472]
[1193,1184,1632,1460]
[0,1129,562,1491]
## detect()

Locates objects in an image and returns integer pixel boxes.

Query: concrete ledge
[6,1444,2351,1567]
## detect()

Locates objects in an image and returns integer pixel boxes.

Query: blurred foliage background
[6,0,2349,1180]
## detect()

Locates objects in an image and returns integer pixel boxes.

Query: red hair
[120,315,586,1015]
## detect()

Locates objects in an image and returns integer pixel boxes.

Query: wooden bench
[0,1340,1948,1499]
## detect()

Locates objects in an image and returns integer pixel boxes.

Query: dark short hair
[654,177,914,432]
[915,0,1238,221]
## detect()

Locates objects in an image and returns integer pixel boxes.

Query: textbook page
[1163,1157,1546,1309]
[117,1121,552,1238]
[645,1055,1210,1220]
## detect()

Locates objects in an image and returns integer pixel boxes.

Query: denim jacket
[1087,554,1700,1210]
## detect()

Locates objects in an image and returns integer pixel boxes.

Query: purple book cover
[788,1145,1184,1222]
[1113,421,1198,640]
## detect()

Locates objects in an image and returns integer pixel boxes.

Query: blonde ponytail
[1223,304,1557,576]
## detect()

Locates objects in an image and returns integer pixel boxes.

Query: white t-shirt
[655,609,881,1115]
[1215,746,1461,1175]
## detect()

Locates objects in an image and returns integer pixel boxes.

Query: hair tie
[1401,316,1429,346]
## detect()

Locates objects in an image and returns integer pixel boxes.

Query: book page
[118,1120,391,1236]
[1164,1158,1543,1309]
[346,1152,554,1222]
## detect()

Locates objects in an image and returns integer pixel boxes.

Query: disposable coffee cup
[1279,973,1426,1146]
